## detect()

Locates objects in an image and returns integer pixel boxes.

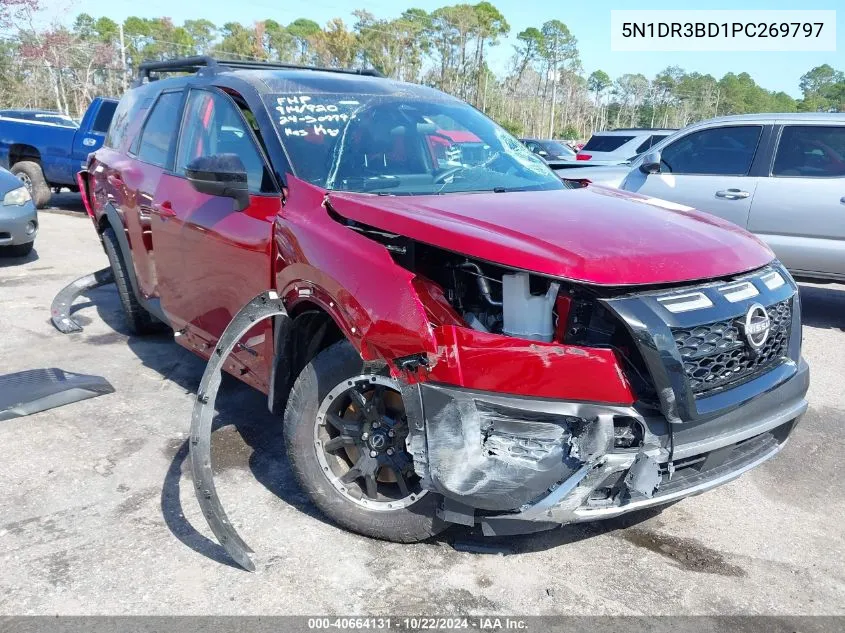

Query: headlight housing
[3,185,31,206]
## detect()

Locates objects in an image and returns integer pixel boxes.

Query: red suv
[80,58,808,548]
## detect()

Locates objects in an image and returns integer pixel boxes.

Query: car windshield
[265,93,563,195]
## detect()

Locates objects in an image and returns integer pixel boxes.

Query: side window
[660,126,762,176]
[91,101,117,134]
[176,90,274,193]
[634,136,655,155]
[773,125,845,178]
[105,91,144,150]
[136,92,184,168]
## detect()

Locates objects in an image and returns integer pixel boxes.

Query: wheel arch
[9,143,41,165]
[268,296,348,416]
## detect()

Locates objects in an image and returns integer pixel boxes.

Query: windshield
[265,93,563,195]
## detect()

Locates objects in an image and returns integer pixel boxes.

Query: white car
[576,128,675,163]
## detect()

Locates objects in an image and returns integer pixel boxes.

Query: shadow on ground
[0,246,38,267]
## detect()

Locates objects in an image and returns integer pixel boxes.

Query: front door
[624,124,766,229]
[748,123,845,280]
[154,88,282,391]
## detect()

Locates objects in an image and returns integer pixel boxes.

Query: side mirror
[185,153,250,211]
[538,150,548,157]
[640,150,662,174]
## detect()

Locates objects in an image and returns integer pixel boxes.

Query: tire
[284,340,447,542]
[101,226,160,335]
[11,161,51,209]
[0,241,34,257]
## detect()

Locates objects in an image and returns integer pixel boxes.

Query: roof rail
[134,56,384,86]
[610,127,678,132]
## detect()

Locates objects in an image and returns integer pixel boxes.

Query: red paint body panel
[428,325,635,404]
[328,186,774,286]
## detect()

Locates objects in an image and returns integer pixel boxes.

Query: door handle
[840,197,845,205]
[715,189,750,200]
[152,200,176,218]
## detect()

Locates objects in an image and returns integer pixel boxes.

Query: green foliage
[556,125,579,139]
[498,119,522,135]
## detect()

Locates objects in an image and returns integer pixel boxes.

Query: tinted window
[177,90,274,193]
[136,92,183,167]
[582,135,634,152]
[91,101,117,134]
[660,126,762,176]
[773,125,845,178]
[105,91,144,150]
[635,136,655,155]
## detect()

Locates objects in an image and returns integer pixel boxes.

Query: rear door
[118,90,185,301]
[153,87,282,391]
[747,123,845,280]
[623,124,767,228]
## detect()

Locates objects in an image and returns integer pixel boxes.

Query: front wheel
[284,340,446,542]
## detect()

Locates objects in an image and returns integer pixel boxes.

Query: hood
[327,186,774,286]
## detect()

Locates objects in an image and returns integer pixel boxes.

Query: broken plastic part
[0,368,115,421]
[190,290,288,572]
[624,451,661,498]
[50,267,115,333]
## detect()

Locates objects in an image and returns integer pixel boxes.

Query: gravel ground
[0,208,843,616]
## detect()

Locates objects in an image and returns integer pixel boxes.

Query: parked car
[81,57,808,544]
[576,128,675,162]
[0,109,79,128]
[520,138,576,161]
[0,166,37,256]
[566,114,845,283]
[0,97,117,208]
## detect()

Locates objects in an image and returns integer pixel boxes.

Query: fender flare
[50,267,115,333]
[190,290,289,572]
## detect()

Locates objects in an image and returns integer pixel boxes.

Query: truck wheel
[11,161,51,209]
[101,226,160,335]
[0,242,34,257]
[284,340,447,542]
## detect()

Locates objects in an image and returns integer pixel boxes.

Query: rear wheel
[101,226,160,335]
[11,161,51,209]
[284,340,446,542]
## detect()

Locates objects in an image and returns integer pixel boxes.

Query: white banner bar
[611,10,837,52]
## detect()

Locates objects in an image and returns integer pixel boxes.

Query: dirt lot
[0,206,843,616]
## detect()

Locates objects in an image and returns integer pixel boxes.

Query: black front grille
[672,299,791,396]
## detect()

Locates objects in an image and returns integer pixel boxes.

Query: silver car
[576,128,675,163]
[569,114,845,283]
[0,166,38,256]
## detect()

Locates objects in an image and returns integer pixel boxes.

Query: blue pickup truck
[0,97,117,208]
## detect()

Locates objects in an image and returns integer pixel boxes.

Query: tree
[287,18,320,63]
[540,19,577,137]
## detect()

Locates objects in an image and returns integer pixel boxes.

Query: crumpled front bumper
[0,200,38,246]
[406,359,809,536]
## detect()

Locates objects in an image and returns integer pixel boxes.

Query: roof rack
[134,56,384,86]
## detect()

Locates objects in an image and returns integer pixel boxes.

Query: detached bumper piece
[0,368,114,421]
[50,267,115,333]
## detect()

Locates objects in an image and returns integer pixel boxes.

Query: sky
[43,0,843,98]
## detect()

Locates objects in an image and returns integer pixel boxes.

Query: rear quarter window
[104,91,145,151]
[582,135,635,152]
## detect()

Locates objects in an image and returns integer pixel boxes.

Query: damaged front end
[338,216,808,536]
